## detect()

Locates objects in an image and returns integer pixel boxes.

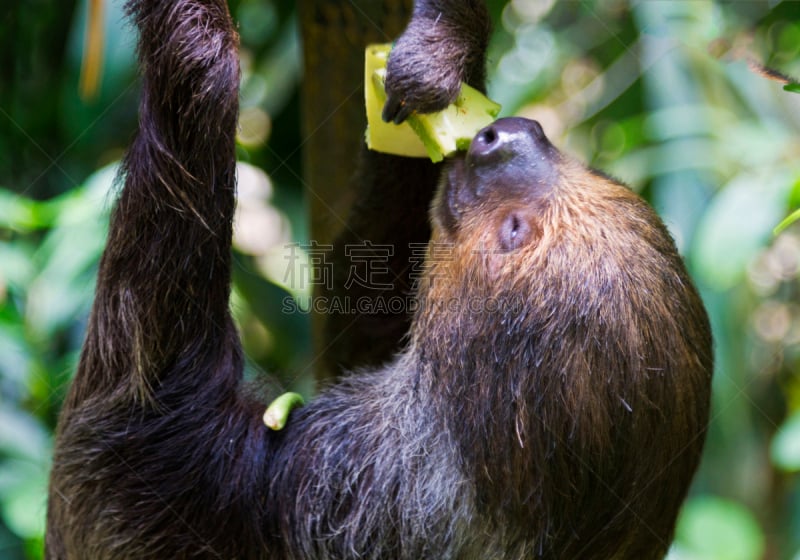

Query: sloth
[45,1,713,559]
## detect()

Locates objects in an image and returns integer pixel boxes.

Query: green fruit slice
[364,43,502,163]
[263,392,305,431]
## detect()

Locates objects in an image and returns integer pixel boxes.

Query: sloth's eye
[499,212,532,252]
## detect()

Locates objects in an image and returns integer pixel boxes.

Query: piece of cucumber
[364,43,502,163]
[364,44,428,158]
[263,392,305,431]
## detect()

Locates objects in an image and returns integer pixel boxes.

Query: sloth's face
[422,117,696,363]
[432,117,656,283]
[435,117,557,256]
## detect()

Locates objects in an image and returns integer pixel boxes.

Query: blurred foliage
[1,0,799,558]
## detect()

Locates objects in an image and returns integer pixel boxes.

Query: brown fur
[415,139,712,556]
[45,1,712,559]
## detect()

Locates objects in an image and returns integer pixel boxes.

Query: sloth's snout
[465,117,558,196]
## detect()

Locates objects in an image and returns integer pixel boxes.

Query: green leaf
[0,406,50,463]
[0,407,51,543]
[0,190,57,232]
[771,412,800,471]
[692,171,792,289]
[0,241,36,289]
[0,325,31,394]
[672,496,764,560]
[0,459,49,540]
[784,83,800,94]
[25,164,116,338]
[0,163,117,233]
[774,207,800,235]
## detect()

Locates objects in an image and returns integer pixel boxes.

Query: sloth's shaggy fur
[45,1,712,558]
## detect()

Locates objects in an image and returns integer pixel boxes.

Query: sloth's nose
[470,118,547,161]
[466,118,557,194]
